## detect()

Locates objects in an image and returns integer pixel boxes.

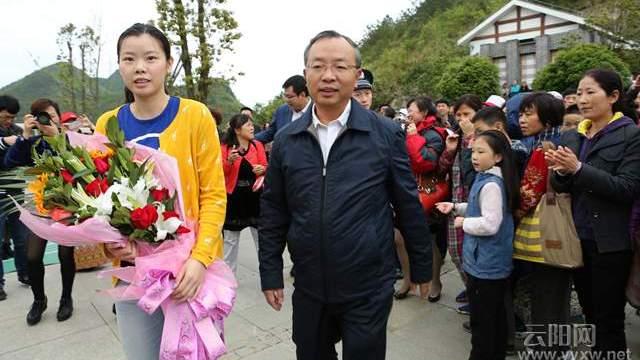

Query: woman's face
[454,104,476,125]
[118,34,172,100]
[407,102,426,124]
[235,120,254,141]
[577,76,619,121]
[634,92,640,111]
[519,105,546,136]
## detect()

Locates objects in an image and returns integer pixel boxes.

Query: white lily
[153,203,182,241]
[110,178,150,210]
[70,183,114,221]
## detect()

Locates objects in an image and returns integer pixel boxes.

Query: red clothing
[405,115,444,175]
[222,140,268,194]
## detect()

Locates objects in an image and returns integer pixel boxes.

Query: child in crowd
[561,104,582,132]
[437,130,519,360]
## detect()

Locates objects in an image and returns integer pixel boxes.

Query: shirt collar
[577,112,624,135]
[312,101,351,128]
[484,166,503,178]
[293,99,312,115]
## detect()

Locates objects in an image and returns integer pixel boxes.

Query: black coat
[259,99,433,303]
[550,118,640,253]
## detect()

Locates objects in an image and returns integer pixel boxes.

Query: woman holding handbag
[547,69,640,354]
[514,92,570,355]
[221,113,267,275]
[395,96,447,302]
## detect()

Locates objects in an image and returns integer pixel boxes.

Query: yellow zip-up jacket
[96,98,226,266]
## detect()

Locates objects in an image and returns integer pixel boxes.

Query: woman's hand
[406,123,418,136]
[547,146,581,174]
[459,118,475,137]
[39,122,59,137]
[445,133,460,153]
[105,241,138,262]
[172,258,206,302]
[253,164,265,176]
[454,216,465,229]
[435,202,454,215]
[227,148,240,163]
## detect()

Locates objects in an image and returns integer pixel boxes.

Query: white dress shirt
[312,101,351,165]
[291,100,312,122]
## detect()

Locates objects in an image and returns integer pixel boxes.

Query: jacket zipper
[308,127,348,301]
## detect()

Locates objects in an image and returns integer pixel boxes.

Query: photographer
[4,98,76,326]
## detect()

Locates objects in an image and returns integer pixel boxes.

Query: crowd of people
[1,24,640,360]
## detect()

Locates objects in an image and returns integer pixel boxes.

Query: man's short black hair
[0,95,20,114]
[471,106,507,127]
[282,75,309,97]
[562,87,577,97]
[435,99,450,107]
[565,104,581,115]
[304,30,361,68]
[240,106,253,113]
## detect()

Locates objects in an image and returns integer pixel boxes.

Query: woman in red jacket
[221,113,267,274]
[395,96,446,302]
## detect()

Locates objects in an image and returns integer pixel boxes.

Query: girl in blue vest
[437,130,519,360]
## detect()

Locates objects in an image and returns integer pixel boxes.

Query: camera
[33,112,52,126]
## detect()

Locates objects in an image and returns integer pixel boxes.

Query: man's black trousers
[292,288,394,360]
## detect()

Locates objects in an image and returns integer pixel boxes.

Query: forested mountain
[0,62,242,122]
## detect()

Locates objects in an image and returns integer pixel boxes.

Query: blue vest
[462,171,514,279]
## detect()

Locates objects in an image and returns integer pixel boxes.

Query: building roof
[457,0,586,46]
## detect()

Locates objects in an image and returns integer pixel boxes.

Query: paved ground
[1,229,639,359]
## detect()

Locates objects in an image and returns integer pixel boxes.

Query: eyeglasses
[306,63,358,75]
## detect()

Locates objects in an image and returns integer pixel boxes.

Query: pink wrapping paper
[17,132,236,359]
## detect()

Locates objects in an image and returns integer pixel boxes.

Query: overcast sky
[0,0,417,107]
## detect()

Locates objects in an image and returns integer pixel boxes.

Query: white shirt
[454,166,504,236]
[312,101,351,165]
[291,100,312,122]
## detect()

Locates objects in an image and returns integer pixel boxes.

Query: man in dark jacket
[0,95,30,300]
[259,30,433,360]
[255,75,311,144]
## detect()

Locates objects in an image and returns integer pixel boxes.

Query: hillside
[358,0,604,105]
[0,62,242,123]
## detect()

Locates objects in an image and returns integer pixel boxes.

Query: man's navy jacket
[259,99,433,303]
[255,104,294,144]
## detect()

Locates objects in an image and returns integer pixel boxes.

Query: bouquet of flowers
[10,117,236,360]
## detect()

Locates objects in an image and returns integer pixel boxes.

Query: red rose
[85,178,109,197]
[93,157,110,175]
[50,208,73,222]
[131,205,159,229]
[162,210,180,220]
[176,225,190,234]
[60,169,75,185]
[151,188,170,202]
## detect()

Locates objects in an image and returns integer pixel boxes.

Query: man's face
[436,103,449,118]
[304,37,360,111]
[283,87,308,112]
[564,94,577,108]
[0,110,16,129]
[241,109,253,119]
[353,89,372,109]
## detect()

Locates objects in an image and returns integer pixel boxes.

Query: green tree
[435,56,499,100]
[56,23,78,111]
[156,0,241,102]
[253,95,285,126]
[533,44,631,91]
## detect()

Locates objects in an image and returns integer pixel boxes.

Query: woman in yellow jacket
[96,23,226,360]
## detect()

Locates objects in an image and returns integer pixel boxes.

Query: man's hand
[22,115,37,139]
[3,135,17,146]
[263,289,284,311]
[105,241,138,262]
[454,216,465,229]
[172,258,207,302]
